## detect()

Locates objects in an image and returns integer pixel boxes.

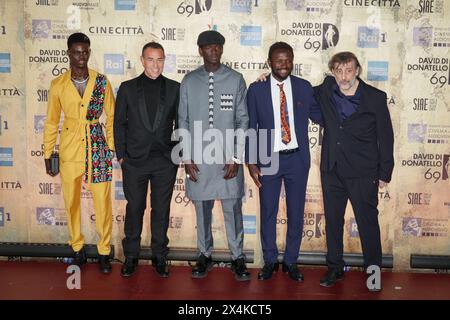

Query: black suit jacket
[314,76,394,182]
[114,73,180,166]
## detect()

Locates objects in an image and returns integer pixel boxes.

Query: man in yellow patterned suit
[43,33,115,274]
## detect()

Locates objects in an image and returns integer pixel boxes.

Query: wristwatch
[232,156,242,164]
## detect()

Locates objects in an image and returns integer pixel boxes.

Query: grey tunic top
[178,64,249,201]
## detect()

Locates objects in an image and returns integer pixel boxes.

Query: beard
[338,77,357,91]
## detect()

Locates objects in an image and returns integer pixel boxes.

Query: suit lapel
[265,76,275,129]
[151,76,166,132]
[81,69,96,108]
[290,76,300,126]
[323,76,340,120]
[137,73,153,131]
[356,78,368,113]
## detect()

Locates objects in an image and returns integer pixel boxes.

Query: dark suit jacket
[314,76,394,182]
[114,73,180,166]
[245,75,322,169]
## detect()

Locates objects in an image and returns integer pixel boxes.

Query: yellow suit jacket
[44,68,115,168]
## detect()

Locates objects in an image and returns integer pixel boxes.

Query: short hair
[67,32,90,49]
[328,51,361,75]
[141,42,165,56]
[268,42,294,60]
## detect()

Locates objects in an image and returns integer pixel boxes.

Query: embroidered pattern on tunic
[84,74,113,183]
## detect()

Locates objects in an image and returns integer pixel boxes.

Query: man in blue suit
[246,42,322,281]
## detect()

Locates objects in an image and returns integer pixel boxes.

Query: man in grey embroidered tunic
[178,30,250,281]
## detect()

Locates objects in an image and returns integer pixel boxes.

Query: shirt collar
[270,74,291,87]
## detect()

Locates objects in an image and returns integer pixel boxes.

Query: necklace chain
[71,76,89,84]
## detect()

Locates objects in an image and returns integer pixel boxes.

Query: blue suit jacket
[245,75,322,170]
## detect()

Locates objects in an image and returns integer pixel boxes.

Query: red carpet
[1,261,449,300]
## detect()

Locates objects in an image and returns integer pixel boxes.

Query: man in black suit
[314,52,394,291]
[114,42,179,278]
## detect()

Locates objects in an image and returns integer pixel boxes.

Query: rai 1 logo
[177,0,212,17]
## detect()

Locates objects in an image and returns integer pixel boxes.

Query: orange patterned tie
[278,83,291,144]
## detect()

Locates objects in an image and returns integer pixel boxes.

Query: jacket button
[339,126,343,129]
[337,141,341,145]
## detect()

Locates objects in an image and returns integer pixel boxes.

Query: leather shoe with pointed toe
[121,257,138,277]
[192,254,213,279]
[99,255,112,274]
[71,247,87,267]
[152,258,169,278]
[257,262,279,280]
[282,263,304,282]
[320,268,345,287]
[231,258,251,281]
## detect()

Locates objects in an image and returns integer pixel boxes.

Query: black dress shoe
[282,263,304,282]
[191,254,213,279]
[320,268,345,287]
[152,257,169,278]
[121,257,138,277]
[99,255,112,274]
[231,258,251,281]
[257,262,279,280]
[71,247,87,267]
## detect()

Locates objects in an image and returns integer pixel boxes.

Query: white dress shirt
[270,74,299,152]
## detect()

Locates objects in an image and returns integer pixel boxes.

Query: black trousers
[122,156,178,259]
[321,167,382,270]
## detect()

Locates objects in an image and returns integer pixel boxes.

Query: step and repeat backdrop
[0,0,449,271]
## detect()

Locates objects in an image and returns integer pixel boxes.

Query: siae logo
[419,0,435,13]
[37,89,49,102]
[177,0,212,17]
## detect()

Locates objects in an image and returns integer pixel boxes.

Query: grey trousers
[193,198,245,261]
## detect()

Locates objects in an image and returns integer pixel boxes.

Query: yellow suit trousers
[60,161,112,255]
